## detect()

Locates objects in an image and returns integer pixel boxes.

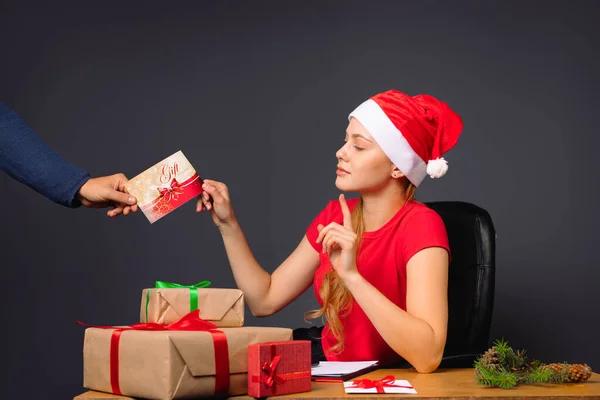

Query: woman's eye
[354,145,364,151]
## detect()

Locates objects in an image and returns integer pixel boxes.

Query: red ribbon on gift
[250,343,311,396]
[77,310,230,397]
[157,178,185,202]
[261,355,285,388]
[348,375,414,393]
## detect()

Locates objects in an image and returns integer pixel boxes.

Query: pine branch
[496,370,518,389]
[493,338,512,364]
[474,339,592,388]
[520,364,553,384]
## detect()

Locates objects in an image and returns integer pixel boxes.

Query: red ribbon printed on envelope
[77,310,230,397]
[141,172,202,212]
[157,178,185,201]
[251,343,311,395]
[348,375,414,393]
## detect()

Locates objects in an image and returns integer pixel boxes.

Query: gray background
[1,1,599,399]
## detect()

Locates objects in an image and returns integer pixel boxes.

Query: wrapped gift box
[124,150,203,224]
[141,285,244,327]
[248,340,312,398]
[82,312,292,400]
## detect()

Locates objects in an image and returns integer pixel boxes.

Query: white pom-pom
[426,157,448,178]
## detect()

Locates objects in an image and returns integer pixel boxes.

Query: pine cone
[546,363,593,383]
[481,348,500,366]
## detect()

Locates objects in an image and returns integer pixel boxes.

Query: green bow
[145,280,212,322]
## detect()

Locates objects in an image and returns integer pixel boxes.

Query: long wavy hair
[305,178,416,356]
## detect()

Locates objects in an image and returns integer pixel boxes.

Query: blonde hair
[305,178,416,356]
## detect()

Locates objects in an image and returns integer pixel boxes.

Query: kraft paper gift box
[82,311,293,400]
[124,150,203,224]
[141,282,244,327]
[247,340,312,398]
[343,375,417,394]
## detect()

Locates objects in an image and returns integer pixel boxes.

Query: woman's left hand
[315,194,359,281]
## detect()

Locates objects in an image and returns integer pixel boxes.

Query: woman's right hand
[196,179,237,230]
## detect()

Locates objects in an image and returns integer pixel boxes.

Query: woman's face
[335,117,398,193]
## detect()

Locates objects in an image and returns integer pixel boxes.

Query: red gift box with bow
[247,340,312,398]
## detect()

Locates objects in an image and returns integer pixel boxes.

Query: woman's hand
[196,179,237,230]
[315,194,359,281]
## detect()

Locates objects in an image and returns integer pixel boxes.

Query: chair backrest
[425,201,496,359]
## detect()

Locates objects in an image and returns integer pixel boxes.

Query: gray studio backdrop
[1,1,598,399]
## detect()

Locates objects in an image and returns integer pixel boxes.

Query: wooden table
[74,368,600,399]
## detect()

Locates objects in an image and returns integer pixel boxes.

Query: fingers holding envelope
[196,179,237,229]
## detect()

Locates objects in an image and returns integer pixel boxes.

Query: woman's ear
[391,167,405,179]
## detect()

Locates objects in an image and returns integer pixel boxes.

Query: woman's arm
[200,180,321,317]
[344,247,449,373]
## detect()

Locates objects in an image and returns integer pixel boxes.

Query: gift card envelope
[125,151,203,223]
[344,377,417,394]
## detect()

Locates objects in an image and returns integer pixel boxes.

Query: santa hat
[348,90,463,187]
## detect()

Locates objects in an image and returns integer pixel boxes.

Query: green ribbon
[145,280,212,322]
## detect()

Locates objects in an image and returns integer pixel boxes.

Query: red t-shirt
[306,198,449,365]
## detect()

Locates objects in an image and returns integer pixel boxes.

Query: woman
[197,90,463,373]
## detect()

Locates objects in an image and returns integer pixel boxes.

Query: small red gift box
[248,340,312,398]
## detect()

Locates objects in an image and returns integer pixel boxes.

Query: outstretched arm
[0,102,137,216]
[199,179,321,317]
[0,101,91,207]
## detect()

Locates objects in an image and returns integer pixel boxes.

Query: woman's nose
[336,143,348,160]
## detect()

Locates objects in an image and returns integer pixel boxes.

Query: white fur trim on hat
[348,99,427,186]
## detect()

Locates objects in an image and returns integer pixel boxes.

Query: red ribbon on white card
[348,375,414,393]
[158,178,185,201]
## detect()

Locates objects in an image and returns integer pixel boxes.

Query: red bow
[158,178,184,201]
[77,309,217,331]
[348,375,414,393]
[261,355,286,388]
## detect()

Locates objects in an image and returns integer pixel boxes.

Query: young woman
[197,90,463,373]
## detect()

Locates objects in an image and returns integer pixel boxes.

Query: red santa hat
[348,90,463,187]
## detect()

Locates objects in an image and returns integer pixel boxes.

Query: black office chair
[426,201,496,368]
